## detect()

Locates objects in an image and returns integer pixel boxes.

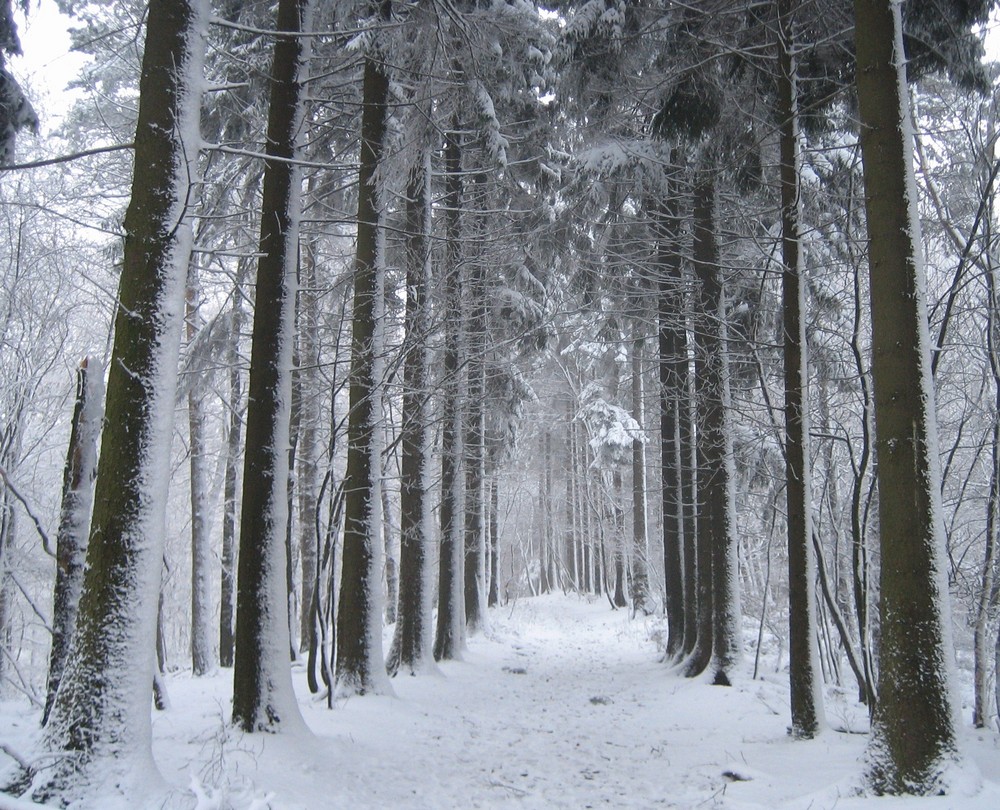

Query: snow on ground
[3,593,999,808]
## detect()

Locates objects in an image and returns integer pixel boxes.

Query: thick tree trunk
[387,155,433,675]
[40,0,208,798]
[685,173,740,683]
[43,358,103,726]
[777,0,824,738]
[337,2,392,695]
[854,0,962,793]
[232,0,312,731]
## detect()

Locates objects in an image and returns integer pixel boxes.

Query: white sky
[10,0,88,135]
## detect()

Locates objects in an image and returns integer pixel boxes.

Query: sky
[10,0,88,136]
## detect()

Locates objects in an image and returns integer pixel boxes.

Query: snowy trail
[144,594,1000,809]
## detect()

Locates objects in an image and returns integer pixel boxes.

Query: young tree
[39,0,208,799]
[853,0,964,793]
[232,0,313,732]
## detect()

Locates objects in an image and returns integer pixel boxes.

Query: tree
[387,149,434,676]
[434,126,467,662]
[232,0,313,733]
[42,358,103,725]
[38,0,208,799]
[185,265,214,676]
[853,0,964,793]
[686,171,741,685]
[337,0,393,695]
[777,0,824,738]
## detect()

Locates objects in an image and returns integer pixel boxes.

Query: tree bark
[186,267,214,676]
[233,0,312,731]
[43,357,103,726]
[220,258,248,669]
[337,0,392,695]
[298,232,320,653]
[434,126,467,662]
[387,155,434,675]
[631,331,651,615]
[777,0,824,738]
[40,0,208,798]
[655,175,687,659]
[685,173,741,683]
[854,0,962,792]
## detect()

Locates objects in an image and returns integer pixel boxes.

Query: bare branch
[0,466,56,558]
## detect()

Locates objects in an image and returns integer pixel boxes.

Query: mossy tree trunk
[853,0,962,793]
[41,0,208,798]
[232,0,312,731]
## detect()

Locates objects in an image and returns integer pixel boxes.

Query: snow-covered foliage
[577,390,643,469]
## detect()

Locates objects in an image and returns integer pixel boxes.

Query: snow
[5,594,998,808]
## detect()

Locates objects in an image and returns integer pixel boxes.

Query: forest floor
[3,593,1000,808]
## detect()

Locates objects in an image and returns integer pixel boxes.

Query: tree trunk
[489,473,500,607]
[854,0,962,792]
[220,258,248,669]
[655,174,687,659]
[187,268,214,676]
[337,0,392,695]
[232,0,312,732]
[464,244,487,632]
[40,0,208,798]
[612,470,628,608]
[631,331,651,615]
[298,233,320,653]
[777,0,824,738]
[685,173,741,683]
[681,353,699,659]
[434,126,466,662]
[387,153,433,675]
[43,357,103,726]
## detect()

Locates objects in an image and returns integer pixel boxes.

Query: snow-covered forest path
[143,595,998,808]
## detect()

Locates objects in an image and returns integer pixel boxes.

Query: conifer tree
[40,0,208,799]
[233,0,312,732]
[853,0,965,792]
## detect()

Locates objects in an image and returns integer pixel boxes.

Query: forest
[2,0,1000,807]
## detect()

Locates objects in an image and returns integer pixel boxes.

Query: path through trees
[3,594,989,807]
